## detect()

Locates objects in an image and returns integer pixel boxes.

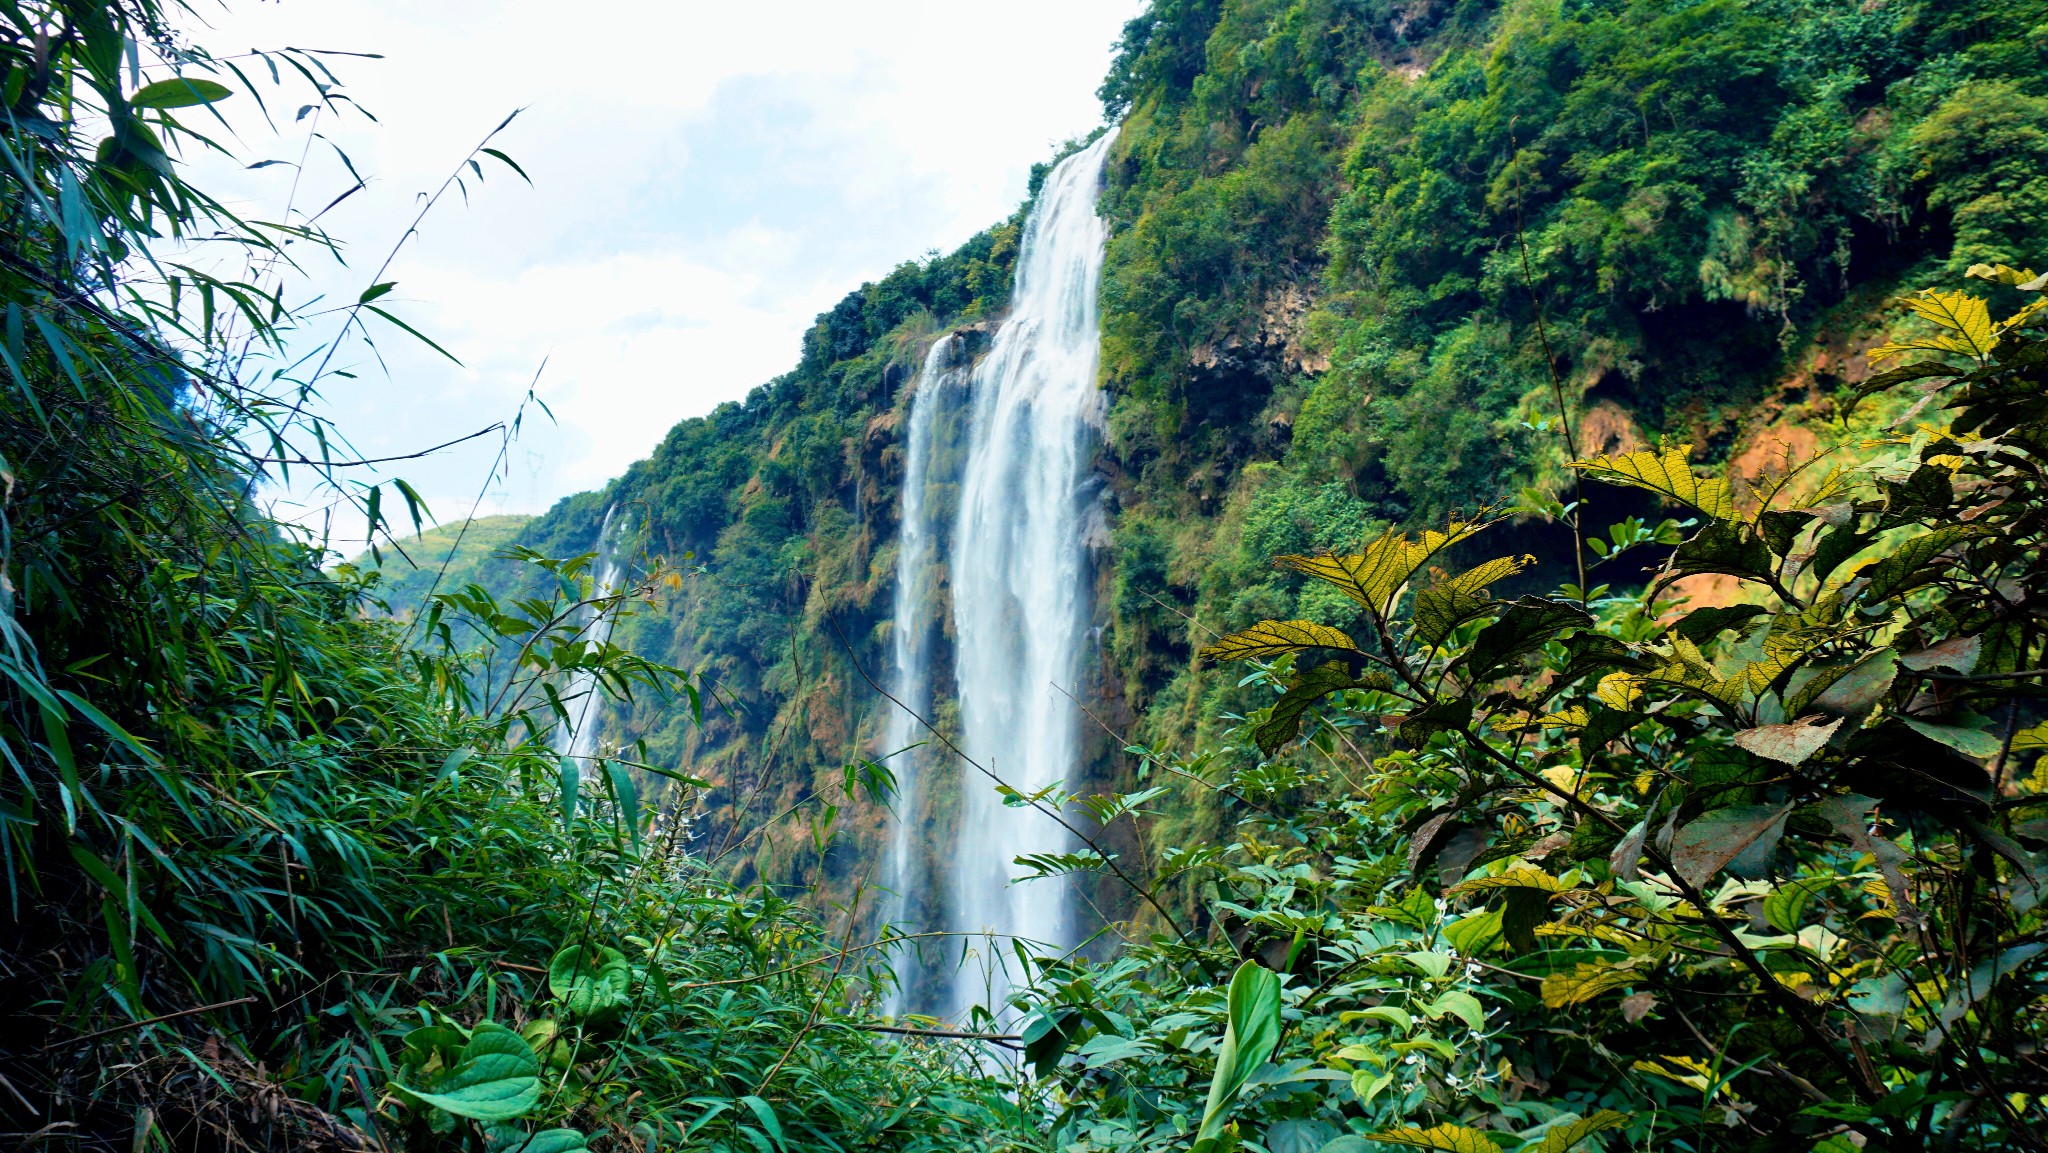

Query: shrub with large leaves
[1015,265,2048,1152]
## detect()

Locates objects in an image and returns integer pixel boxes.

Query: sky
[177,0,1142,539]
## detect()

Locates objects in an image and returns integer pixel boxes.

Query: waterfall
[880,336,970,1013]
[557,505,622,767]
[946,132,1114,1014]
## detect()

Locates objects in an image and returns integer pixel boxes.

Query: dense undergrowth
[0,3,1032,1150]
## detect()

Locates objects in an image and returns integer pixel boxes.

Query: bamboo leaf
[130,77,233,109]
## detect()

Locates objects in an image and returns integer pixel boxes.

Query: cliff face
[373,0,2048,902]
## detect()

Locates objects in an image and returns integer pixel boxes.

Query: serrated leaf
[1809,795,1921,925]
[1669,804,1792,889]
[1200,619,1357,663]
[548,944,632,1020]
[130,76,233,109]
[1540,962,1639,1008]
[1570,445,1734,520]
[1900,635,1981,674]
[1532,1111,1631,1153]
[1901,289,1995,357]
[1397,697,1473,746]
[1460,597,1592,684]
[1859,527,1972,603]
[1450,866,1564,894]
[1366,1123,1500,1153]
[393,1022,540,1123]
[1900,715,2003,758]
[1661,520,1776,589]
[1595,672,1644,711]
[1732,717,1842,765]
[1275,522,1484,617]
[1252,661,1387,754]
[1671,604,1769,645]
[1412,555,1531,646]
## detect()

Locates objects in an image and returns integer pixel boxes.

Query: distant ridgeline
[363,0,2048,904]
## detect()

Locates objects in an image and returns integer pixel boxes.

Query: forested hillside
[20,0,2042,1148]
[404,0,2048,902]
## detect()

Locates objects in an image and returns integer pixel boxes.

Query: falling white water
[557,506,623,768]
[880,336,969,1013]
[946,132,1114,1015]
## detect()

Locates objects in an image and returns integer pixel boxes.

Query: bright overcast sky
[178,0,1141,535]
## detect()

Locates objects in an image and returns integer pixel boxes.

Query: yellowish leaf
[1198,619,1357,663]
[1532,1111,1632,1153]
[1596,672,1643,711]
[1569,445,1735,521]
[1276,522,1485,617]
[1451,866,1565,894]
[1541,962,1640,1008]
[1904,289,1995,354]
[1632,1055,1713,1092]
[1367,1123,1501,1153]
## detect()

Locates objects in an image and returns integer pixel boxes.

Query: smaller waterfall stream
[880,337,971,1012]
[557,506,623,767]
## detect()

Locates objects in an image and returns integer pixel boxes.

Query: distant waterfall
[557,505,622,767]
[946,133,1114,1014]
[881,336,971,1013]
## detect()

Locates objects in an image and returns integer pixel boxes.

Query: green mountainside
[407,0,2048,899]
[13,0,2048,1148]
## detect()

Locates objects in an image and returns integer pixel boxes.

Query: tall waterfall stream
[884,133,1114,1017]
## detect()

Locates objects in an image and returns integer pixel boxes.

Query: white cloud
[179,0,1140,536]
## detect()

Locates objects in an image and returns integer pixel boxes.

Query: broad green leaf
[1671,604,1768,645]
[1661,521,1776,589]
[1199,619,1357,663]
[1763,876,1836,934]
[1668,803,1792,889]
[1532,1111,1631,1153]
[1193,962,1283,1153]
[1570,445,1734,520]
[1541,962,1638,1008]
[1412,555,1531,646]
[1901,715,2003,759]
[1460,597,1592,684]
[1858,527,1972,603]
[1451,867,1564,894]
[130,77,233,109]
[548,943,632,1019]
[394,1021,540,1123]
[1275,521,1483,616]
[1424,989,1487,1031]
[1732,717,1841,765]
[1398,697,1473,746]
[1444,908,1503,956]
[1366,1123,1500,1153]
[489,1130,590,1153]
[1253,661,1389,754]
[1899,635,1981,674]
